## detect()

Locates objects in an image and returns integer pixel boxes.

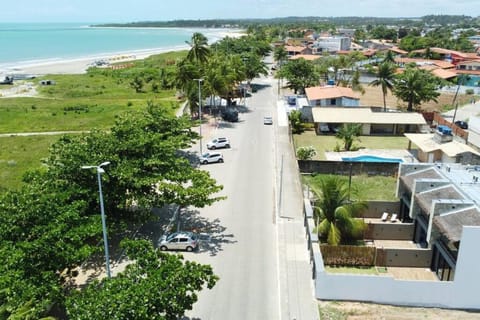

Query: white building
[312,36,351,53]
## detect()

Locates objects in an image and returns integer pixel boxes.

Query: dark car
[454,120,468,130]
[221,109,239,122]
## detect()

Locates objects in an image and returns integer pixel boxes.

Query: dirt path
[359,85,476,112]
[319,301,480,320]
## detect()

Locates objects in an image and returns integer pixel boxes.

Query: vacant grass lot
[0,135,62,190]
[303,174,398,201]
[0,51,186,190]
[293,130,410,160]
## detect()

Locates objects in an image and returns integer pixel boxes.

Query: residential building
[284,45,310,57]
[310,106,427,135]
[305,86,359,107]
[312,36,351,54]
[405,127,480,164]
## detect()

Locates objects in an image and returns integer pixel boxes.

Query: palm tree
[336,123,362,151]
[313,176,367,245]
[393,67,441,112]
[186,32,211,65]
[369,62,396,112]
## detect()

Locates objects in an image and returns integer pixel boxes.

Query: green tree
[313,176,367,245]
[44,103,224,221]
[130,76,144,93]
[277,58,318,94]
[369,62,396,112]
[186,32,211,65]
[335,123,362,151]
[393,67,441,111]
[288,109,304,134]
[66,239,218,320]
[273,45,288,66]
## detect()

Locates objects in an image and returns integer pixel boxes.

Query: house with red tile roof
[305,86,360,107]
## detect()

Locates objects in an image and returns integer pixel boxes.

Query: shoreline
[0,28,245,76]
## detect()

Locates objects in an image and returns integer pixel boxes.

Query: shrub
[297,146,317,160]
[465,88,474,95]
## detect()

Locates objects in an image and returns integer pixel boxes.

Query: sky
[1,0,479,23]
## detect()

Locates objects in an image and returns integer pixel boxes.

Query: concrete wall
[365,222,414,241]
[381,247,432,267]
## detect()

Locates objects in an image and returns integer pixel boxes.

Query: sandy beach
[1,29,245,76]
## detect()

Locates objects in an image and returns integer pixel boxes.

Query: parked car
[263,116,273,125]
[454,120,468,130]
[159,231,198,252]
[207,137,230,149]
[287,96,296,106]
[221,109,239,122]
[199,152,224,164]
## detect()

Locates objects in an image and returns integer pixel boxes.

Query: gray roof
[415,185,464,214]
[434,208,480,243]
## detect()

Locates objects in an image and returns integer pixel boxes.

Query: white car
[159,232,199,252]
[199,152,224,164]
[206,137,230,150]
[263,116,273,125]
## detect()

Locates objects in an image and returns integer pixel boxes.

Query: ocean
[0,23,235,71]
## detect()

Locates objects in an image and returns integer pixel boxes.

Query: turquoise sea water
[0,23,231,69]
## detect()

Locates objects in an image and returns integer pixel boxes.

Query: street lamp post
[242,58,248,108]
[194,78,204,155]
[81,161,111,278]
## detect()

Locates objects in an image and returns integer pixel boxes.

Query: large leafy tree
[313,176,367,245]
[44,103,224,222]
[393,67,441,111]
[335,123,362,151]
[273,45,288,66]
[0,180,99,319]
[277,58,318,94]
[369,62,397,112]
[66,240,218,320]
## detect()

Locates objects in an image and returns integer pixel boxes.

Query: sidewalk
[275,91,319,318]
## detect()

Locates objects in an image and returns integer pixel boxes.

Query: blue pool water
[464,75,480,87]
[342,155,404,163]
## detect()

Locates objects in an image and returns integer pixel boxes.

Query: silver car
[159,231,199,252]
[199,152,224,164]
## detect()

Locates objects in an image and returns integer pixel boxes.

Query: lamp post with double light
[81,161,111,278]
[194,78,204,155]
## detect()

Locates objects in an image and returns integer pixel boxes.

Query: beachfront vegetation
[0,103,222,319]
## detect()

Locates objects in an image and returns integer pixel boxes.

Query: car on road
[159,231,198,252]
[263,116,273,125]
[454,120,468,130]
[207,137,230,150]
[287,96,296,106]
[199,152,224,164]
[221,109,239,122]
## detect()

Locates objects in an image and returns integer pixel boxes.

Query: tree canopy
[66,240,218,320]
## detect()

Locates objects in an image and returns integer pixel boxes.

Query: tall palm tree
[273,45,288,66]
[313,176,367,245]
[186,32,211,65]
[369,62,396,112]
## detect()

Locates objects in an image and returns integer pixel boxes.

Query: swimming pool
[341,155,404,163]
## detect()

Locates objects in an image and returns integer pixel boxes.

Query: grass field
[0,51,186,190]
[303,173,398,201]
[0,135,62,190]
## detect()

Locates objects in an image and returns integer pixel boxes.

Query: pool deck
[325,149,417,163]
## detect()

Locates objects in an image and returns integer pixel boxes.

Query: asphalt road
[182,76,280,319]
